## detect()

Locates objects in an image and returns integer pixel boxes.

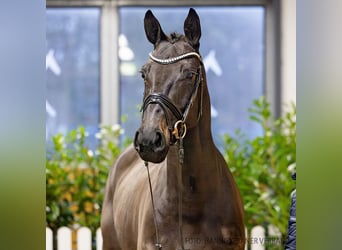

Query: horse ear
[184,8,201,51]
[144,10,167,47]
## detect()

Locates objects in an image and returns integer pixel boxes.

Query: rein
[143,51,203,250]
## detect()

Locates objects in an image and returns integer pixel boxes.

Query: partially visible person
[285,173,296,250]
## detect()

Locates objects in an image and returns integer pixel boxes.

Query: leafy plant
[46,125,125,234]
[223,97,296,248]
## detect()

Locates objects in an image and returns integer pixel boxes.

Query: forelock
[169,32,183,43]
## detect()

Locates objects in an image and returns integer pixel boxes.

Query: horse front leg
[101,175,121,250]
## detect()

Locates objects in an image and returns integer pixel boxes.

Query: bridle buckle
[172,120,187,140]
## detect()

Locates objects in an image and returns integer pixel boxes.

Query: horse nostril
[134,130,141,152]
[133,128,168,163]
[154,131,163,148]
[134,128,166,154]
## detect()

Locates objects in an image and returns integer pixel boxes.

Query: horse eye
[185,71,194,79]
[140,71,146,79]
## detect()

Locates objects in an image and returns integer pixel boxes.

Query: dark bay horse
[101,8,245,250]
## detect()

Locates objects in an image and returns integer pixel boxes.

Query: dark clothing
[285,173,296,250]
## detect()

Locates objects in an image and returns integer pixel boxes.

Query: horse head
[134,8,204,163]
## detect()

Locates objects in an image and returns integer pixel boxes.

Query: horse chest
[137,198,239,250]
[143,220,241,250]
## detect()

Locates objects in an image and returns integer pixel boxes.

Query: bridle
[141,51,204,250]
[141,51,204,144]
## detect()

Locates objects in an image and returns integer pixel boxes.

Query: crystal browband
[149,51,202,65]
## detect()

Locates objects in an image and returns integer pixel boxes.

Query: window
[119,7,265,147]
[46,8,100,145]
[46,1,279,150]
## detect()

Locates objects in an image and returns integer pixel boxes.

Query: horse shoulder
[211,150,246,247]
[109,144,140,182]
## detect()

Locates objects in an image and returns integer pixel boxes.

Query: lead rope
[173,121,188,250]
[177,136,186,250]
[145,161,162,250]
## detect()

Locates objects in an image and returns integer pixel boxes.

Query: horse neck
[166,80,221,202]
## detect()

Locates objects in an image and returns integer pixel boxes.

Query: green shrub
[223,97,296,245]
[46,125,127,233]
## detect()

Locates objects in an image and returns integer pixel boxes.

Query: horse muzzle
[134,127,169,163]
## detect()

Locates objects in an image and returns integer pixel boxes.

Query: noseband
[141,51,203,143]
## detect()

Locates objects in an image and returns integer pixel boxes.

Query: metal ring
[172,120,187,139]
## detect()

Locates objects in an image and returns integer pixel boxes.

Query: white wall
[281,0,296,113]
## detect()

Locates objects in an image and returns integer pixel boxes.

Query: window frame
[46,0,281,126]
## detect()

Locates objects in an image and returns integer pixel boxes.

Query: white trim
[280,0,296,113]
[47,0,269,7]
[47,0,106,7]
[115,0,269,6]
[100,2,119,126]
[265,0,281,117]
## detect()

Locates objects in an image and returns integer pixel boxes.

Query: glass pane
[46,8,100,145]
[119,7,265,149]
